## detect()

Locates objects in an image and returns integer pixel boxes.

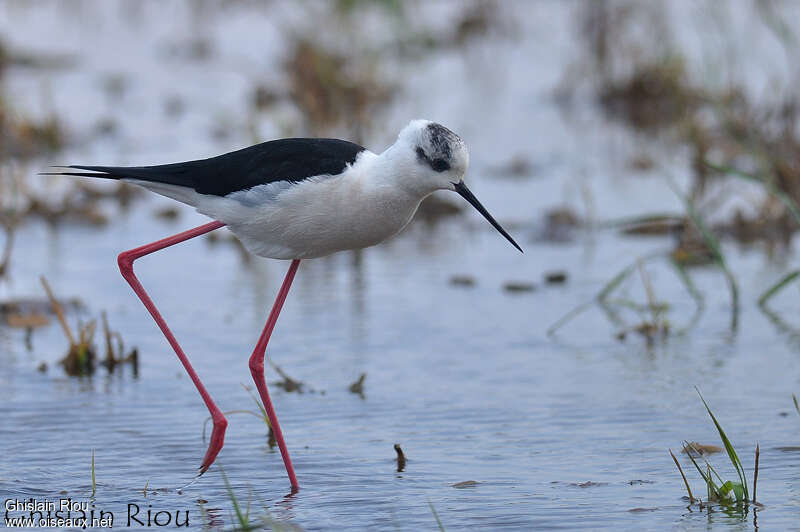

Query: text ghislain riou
[5,498,189,528]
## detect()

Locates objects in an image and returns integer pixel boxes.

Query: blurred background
[2,1,800,530]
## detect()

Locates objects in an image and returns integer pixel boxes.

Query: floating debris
[544,271,568,284]
[270,361,304,393]
[0,296,84,317]
[573,481,607,488]
[452,480,480,489]
[348,373,366,397]
[681,441,723,457]
[539,207,582,242]
[4,312,49,328]
[616,215,684,236]
[394,443,406,472]
[618,321,670,346]
[449,275,476,287]
[503,281,536,293]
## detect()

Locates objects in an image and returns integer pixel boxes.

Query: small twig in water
[269,361,303,392]
[91,450,96,497]
[752,444,759,505]
[670,449,694,503]
[41,275,75,344]
[394,443,406,472]
[348,373,366,397]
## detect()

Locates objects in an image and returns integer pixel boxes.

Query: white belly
[195,175,422,259]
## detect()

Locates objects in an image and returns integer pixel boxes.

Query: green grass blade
[671,259,704,305]
[548,252,664,335]
[759,271,800,307]
[221,468,250,530]
[731,482,745,504]
[685,441,725,485]
[683,442,722,499]
[669,180,739,330]
[669,449,694,502]
[428,499,446,532]
[242,383,271,427]
[546,300,594,336]
[793,394,800,416]
[597,263,636,302]
[696,388,748,500]
[719,480,733,499]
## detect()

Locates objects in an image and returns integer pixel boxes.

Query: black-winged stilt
[48,119,522,490]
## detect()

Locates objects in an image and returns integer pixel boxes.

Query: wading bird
[49,120,521,490]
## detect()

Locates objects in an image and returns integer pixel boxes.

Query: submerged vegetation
[40,276,137,376]
[547,1,800,337]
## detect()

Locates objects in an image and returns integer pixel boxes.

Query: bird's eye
[431,159,450,172]
[416,147,450,173]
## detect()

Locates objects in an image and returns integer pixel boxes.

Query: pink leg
[249,259,301,490]
[117,220,228,475]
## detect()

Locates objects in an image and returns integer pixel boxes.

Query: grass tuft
[672,390,760,509]
[696,388,748,501]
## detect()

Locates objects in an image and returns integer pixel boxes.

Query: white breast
[192,153,422,259]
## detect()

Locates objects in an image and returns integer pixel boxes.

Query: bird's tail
[41,164,194,186]
[42,166,202,207]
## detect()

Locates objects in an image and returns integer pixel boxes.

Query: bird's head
[391,119,522,253]
[396,119,469,190]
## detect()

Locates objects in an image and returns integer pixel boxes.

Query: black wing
[59,138,366,197]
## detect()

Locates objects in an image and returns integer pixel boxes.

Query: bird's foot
[198,416,228,476]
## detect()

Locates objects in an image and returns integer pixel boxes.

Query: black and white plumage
[52,119,522,259]
[61,138,366,197]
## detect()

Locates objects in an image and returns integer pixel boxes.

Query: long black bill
[453,181,523,253]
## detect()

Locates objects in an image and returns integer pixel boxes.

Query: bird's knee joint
[248,357,264,374]
[215,416,228,431]
[117,251,135,274]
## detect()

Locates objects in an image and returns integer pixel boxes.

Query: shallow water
[2,2,800,530]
